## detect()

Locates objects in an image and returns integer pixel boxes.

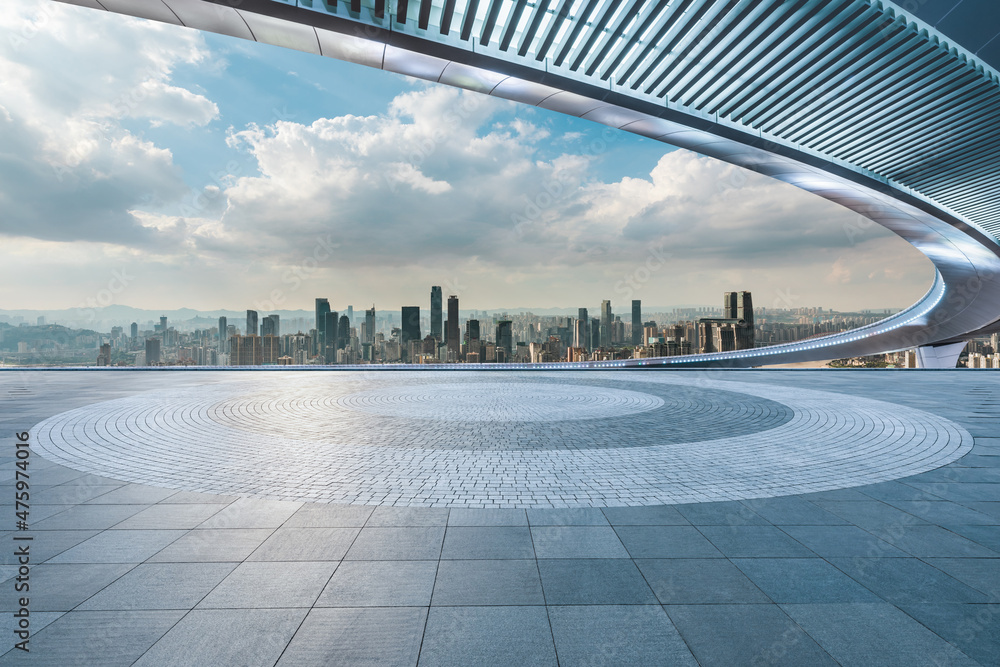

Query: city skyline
[0,0,934,314]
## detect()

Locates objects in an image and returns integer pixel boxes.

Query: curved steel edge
[52,0,1000,368]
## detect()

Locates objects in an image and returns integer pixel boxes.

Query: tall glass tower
[431,286,442,341]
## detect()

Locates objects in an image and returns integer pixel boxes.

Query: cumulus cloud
[0,2,931,311]
[0,0,216,245]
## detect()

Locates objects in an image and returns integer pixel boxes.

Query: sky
[0,0,938,314]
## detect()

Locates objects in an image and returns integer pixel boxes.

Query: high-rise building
[218,316,227,353]
[346,305,354,325]
[574,318,586,349]
[324,311,339,362]
[246,310,258,337]
[600,300,612,347]
[496,320,513,358]
[466,319,480,343]
[315,298,330,356]
[431,286,443,341]
[590,318,601,352]
[365,306,376,345]
[130,322,138,341]
[578,308,589,351]
[401,306,421,348]
[159,316,168,333]
[261,314,279,338]
[446,295,460,356]
[97,343,111,366]
[145,338,161,365]
[338,315,350,350]
[261,335,281,364]
[229,334,262,365]
[631,300,642,346]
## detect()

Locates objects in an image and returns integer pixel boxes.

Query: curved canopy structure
[57,0,1000,367]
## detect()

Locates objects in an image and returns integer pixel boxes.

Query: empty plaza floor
[1,369,998,666]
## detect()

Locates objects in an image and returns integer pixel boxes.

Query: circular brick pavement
[31,372,973,507]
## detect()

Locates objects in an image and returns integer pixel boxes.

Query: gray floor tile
[448,509,527,526]
[698,525,815,557]
[247,527,359,561]
[367,506,449,526]
[77,562,236,610]
[11,563,135,612]
[160,491,238,504]
[526,508,609,526]
[345,527,445,560]
[47,529,186,564]
[636,558,770,604]
[199,561,336,608]
[739,497,850,525]
[33,484,125,505]
[675,501,768,526]
[783,603,980,667]
[418,606,558,667]
[83,483,178,504]
[284,504,374,527]
[549,605,697,667]
[924,558,1000,600]
[882,500,998,525]
[828,557,988,604]
[275,607,426,667]
[111,503,225,530]
[530,526,628,558]
[197,498,302,529]
[432,560,544,606]
[33,504,146,531]
[941,524,1000,551]
[133,608,307,667]
[441,526,534,559]
[0,530,99,565]
[877,525,998,557]
[615,525,723,558]
[0,610,183,666]
[147,528,274,562]
[897,603,1000,666]
[810,500,931,530]
[732,558,881,603]
[665,603,836,667]
[538,559,657,604]
[316,560,438,607]
[600,505,689,525]
[779,525,908,558]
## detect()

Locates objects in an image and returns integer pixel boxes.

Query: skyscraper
[401,306,421,347]
[246,310,258,338]
[496,320,513,358]
[324,311,338,362]
[261,314,279,338]
[600,300,612,348]
[446,295,460,356]
[130,322,138,341]
[145,338,161,365]
[159,316,168,332]
[578,308,589,351]
[365,306,376,345]
[338,314,350,350]
[631,300,642,346]
[431,286,443,341]
[315,298,330,356]
[218,316,227,353]
[346,305,354,325]
[591,318,601,352]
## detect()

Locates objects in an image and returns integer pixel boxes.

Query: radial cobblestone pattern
[31,372,973,507]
